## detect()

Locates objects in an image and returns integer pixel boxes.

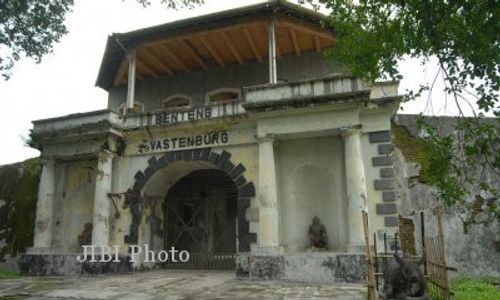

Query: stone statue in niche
[78,222,93,247]
[308,216,328,250]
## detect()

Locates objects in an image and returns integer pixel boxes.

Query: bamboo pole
[362,211,377,300]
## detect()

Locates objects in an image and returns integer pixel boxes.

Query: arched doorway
[162,169,237,269]
[124,148,257,268]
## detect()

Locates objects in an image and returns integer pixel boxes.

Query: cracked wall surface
[393,114,500,277]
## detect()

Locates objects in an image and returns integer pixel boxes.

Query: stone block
[376,203,397,215]
[378,144,393,154]
[221,160,235,173]
[234,175,247,187]
[385,216,399,227]
[249,255,284,280]
[383,191,397,202]
[181,149,193,160]
[238,182,255,198]
[374,179,395,190]
[369,131,391,143]
[229,163,246,179]
[380,168,395,178]
[246,208,259,222]
[216,150,231,168]
[208,152,220,164]
[372,156,393,166]
[200,147,211,161]
[147,157,160,170]
[282,253,366,283]
[192,148,202,160]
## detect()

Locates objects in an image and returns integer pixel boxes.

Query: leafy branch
[309,0,499,227]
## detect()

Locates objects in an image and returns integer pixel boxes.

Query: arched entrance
[163,169,237,268]
[123,148,257,269]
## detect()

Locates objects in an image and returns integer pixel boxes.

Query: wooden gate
[364,207,454,299]
[424,207,452,299]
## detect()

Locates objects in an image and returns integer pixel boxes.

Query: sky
[0,0,466,165]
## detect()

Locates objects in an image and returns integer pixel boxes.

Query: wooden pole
[363,211,377,300]
[436,207,451,299]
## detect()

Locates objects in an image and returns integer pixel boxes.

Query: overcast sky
[0,0,465,165]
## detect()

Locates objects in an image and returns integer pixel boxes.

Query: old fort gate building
[23,1,401,282]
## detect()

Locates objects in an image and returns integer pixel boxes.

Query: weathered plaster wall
[393,114,500,277]
[277,136,348,252]
[52,160,96,252]
[108,52,343,112]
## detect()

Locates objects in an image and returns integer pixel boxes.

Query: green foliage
[417,115,500,230]
[451,277,500,300]
[315,0,499,111]
[0,158,40,260]
[308,0,500,226]
[0,270,19,279]
[0,0,203,79]
[135,0,204,9]
[0,1,74,80]
[391,122,432,183]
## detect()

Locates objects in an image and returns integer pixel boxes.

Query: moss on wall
[0,157,40,260]
[391,122,431,183]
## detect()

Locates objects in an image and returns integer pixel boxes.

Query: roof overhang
[95,0,335,90]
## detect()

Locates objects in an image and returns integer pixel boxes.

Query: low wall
[237,253,366,283]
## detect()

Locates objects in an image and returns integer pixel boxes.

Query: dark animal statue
[379,254,428,300]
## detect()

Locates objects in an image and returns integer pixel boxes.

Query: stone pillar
[342,128,368,252]
[91,151,113,247]
[257,136,280,254]
[33,158,56,249]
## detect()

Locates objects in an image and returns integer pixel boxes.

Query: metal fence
[163,252,236,269]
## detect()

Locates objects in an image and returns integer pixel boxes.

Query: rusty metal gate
[163,194,237,269]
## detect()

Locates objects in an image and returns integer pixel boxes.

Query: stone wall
[393,114,500,277]
[0,158,40,270]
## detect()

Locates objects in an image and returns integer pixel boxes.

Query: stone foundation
[20,252,365,282]
[237,253,366,283]
[19,254,133,276]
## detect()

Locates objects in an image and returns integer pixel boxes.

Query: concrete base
[237,252,366,283]
[347,243,366,253]
[19,254,133,276]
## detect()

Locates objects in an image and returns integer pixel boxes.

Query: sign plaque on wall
[137,131,229,154]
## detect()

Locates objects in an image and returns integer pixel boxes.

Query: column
[268,20,277,84]
[126,49,136,110]
[91,151,113,247]
[33,158,56,249]
[257,136,280,254]
[342,128,368,252]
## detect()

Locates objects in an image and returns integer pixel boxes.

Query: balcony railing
[31,76,399,136]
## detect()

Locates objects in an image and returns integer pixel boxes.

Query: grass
[0,269,20,279]
[429,276,500,299]
[450,277,500,300]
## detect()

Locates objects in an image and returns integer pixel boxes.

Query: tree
[0,0,74,80]
[307,0,499,228]
[0,0,203,80]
